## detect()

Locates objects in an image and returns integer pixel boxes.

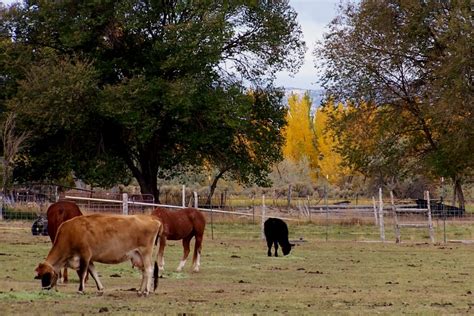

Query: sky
[275,0,339,90]
[1,0,339,90]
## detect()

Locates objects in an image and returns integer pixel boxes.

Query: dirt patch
[0,221,473,314]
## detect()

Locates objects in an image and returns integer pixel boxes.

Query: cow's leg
[137,253,153,296]
[77,258,90,294]
[192,234,203,272]
[266,239,273,257]
[157,236,166,275]
[62,268,68,283]
[57,270,63,283]
[75,270,89,283]
[177,235,192,272]
[273,241,279,257]
[87,262,104,295]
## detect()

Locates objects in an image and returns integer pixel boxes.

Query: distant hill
[283,88,325,111]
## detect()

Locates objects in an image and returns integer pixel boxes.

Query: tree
[315,0,472,207]
[1,1,305,201]
[6,55,131,188]
[199,88,287,206]
[314,101,348,184]
[1,113,29,194]
[282,92,319,179]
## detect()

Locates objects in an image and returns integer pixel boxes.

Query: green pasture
[0,220,473,315]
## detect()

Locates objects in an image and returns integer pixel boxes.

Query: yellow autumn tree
[314,100,350,183]
[282,92,319,179]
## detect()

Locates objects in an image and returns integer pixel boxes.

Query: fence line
[64,194,300,222]
[2,189,472,243]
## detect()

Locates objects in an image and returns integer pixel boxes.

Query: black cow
[32,215,48,236]
[264,218,294,257]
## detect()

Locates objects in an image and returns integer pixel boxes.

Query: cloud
[275,0,339,89]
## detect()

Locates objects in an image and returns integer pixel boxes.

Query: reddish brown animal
[35,214,163,296]
[46,201,83,283]
[151,207,206,274]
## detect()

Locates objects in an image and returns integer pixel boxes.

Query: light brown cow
[35,214,163,296]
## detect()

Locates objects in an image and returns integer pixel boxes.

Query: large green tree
[315,0,472,207]
[1,1,305,201]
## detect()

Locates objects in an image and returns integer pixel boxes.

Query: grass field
[0,219,473,315]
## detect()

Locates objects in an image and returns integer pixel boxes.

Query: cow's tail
[154,221,164,246]
[153,261,159,291]
[153,221,163,292]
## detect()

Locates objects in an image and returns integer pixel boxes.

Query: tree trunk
[125,158,160,204]
[205,169,227,207]
[453,177,465,210]
[135,174,159,204]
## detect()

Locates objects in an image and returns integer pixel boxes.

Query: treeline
[0,1,305,203]
[313,0,472,208]
[0,1,471,208]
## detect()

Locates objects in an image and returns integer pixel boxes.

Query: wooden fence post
[287,184,292,209]
[252,194,255,224]
[307,195,311,221]
[182,185,186,207]
[390,191,400,243]
[193,191,198,208]
[122,193,128,215]
[372,196,378,226]
[426,191,435,243]
[378,188,385,242]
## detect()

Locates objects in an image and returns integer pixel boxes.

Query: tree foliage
[315,0,472,207]
[0,1,305,200]
[314,101,348,184]
[282,92,319,178]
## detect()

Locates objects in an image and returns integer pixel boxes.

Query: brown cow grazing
[151,207,205,274]
[35,214,163,296]
[46,201,83,283]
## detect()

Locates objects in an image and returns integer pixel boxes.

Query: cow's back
[54,214,161,264]
[152,207,205,240]
[47,201,82,242]
[264,218,289,241]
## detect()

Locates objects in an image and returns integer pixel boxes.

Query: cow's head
[282,243,295,256]
[34,262,58,290]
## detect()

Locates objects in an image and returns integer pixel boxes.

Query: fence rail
[1,188,472,244]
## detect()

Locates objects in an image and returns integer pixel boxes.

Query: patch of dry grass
[0,221,473,315]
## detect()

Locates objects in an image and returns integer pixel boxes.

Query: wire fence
[1,188,473,243]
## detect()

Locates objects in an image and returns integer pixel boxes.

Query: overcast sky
[275,0,339,90]
[1,0,339,90]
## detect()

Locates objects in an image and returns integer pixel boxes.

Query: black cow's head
[34,262,58,290]
[282,243,295,256]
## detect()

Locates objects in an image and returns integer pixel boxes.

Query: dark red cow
[46,201,83,283]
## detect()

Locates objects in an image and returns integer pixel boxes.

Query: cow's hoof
[77,290,85,295]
